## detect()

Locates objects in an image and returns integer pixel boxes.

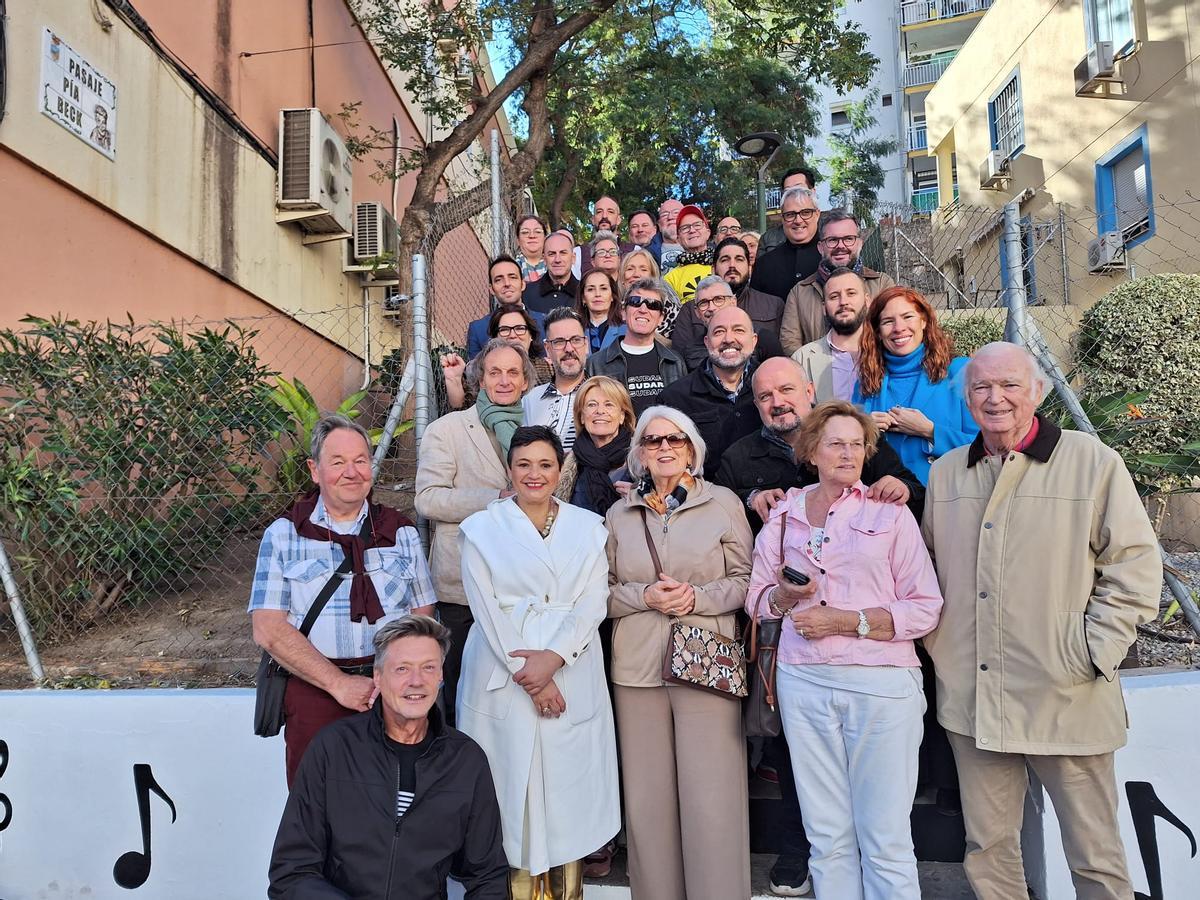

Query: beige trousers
[947,732,1133,900]
[614,684,750,900]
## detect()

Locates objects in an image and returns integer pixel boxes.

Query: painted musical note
[1126,780,1197,900]
[0,739,11,832]
[113,763,177,890]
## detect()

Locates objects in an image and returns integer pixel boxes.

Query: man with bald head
[671,274,784,370]
[523,230,579,314]
[922,342,1161,900]
[658,306,766,478]
[713,355,921,895]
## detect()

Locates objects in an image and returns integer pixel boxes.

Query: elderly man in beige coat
[922,342,1161,900]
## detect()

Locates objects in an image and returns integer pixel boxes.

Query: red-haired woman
[854,287,978,485]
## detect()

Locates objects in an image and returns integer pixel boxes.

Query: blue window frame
[1095,124,1154,248]
[986,70,1024,161]
[1083,0,1136,58]
[999,215,1039,304]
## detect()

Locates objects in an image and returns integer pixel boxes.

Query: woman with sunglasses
[584,277,687,418]
[619,248,678,337]
[575,269,625,355]
[604,406,754,900]
[445,305,554,410]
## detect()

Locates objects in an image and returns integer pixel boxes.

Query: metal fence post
[0,542,45,683]
[490,129,502,259]
[1001,201,1200,639]
[412,252,432,550]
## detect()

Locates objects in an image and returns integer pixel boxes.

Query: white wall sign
[40,27,117,159]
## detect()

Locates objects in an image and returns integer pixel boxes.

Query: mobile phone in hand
[781,565,811,586]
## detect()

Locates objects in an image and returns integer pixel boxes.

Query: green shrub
[939,313,1005,359]
[1076,274,1200,492]
[0,316,288,640]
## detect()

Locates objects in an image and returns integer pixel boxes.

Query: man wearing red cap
[663,204,713,304]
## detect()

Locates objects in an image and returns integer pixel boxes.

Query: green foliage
[1074,274,1200,493]
[939,314,1004,359]
[823,92,897,226]
[0,317,286,640]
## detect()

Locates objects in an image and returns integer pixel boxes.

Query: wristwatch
[855,610,870,639]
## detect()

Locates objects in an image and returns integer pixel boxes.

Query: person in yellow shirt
[663,205,713,304]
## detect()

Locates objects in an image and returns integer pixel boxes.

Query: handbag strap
[296,516,370,638]
[747,510,789,659]
[638,507,664,576]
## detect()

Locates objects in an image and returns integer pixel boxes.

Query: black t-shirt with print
[622,344,665,418]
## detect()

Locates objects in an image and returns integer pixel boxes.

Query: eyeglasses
[593,248,620,258]
[624,295,665,312]
[546,335,588,351]
[716,225,742,235]
[518,228,544,237]
[820,234,860,247]
[497,324,529,337]
[694,294,734,310]
[640,432,689,449]
[781,209,819,223]
[678,222,706,234]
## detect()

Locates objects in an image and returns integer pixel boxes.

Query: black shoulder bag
[253,521,365,737]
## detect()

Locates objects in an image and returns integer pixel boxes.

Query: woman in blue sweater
[854,287,978,485]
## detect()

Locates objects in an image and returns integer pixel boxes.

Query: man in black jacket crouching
[269,615,508,899]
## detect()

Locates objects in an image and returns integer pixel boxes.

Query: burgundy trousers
[282,655,373,787]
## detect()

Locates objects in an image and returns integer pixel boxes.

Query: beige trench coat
[921,418,1161,755]
[605,479,753,687]
[413,406,509,606]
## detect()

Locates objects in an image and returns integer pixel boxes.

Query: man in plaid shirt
[249,415,435,784]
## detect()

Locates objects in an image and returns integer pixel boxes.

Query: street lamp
[733,131,783,234]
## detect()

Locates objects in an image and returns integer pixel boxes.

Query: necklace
[539,501,558,539]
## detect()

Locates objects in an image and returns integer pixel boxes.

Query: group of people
[253,168,1164,900]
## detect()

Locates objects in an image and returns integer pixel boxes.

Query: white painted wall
[807,0,906,210]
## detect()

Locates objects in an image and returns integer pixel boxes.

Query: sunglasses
[640,432,689,449]
[624,295,665,312]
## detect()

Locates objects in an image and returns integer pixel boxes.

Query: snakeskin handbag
[640,509,748,699]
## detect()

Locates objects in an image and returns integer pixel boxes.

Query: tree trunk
[394,1,617,293]
[550,151,583,230]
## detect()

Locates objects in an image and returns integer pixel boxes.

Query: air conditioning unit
[1074,41,1119,96]
[345,202,399,279]
[979,150,1010,190]
[1087,231,1127,273]
[276,108,354,240]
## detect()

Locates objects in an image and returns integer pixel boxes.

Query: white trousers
[777,665,925,900]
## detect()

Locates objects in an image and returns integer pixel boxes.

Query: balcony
[903,55,956,88]
[901,0,994,27]
[911,187,940,212]
[908,124,928,152]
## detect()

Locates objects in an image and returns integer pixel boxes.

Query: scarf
[286,490,412,624]
[813,254,865,287]
[675,248,713,267]
[572,427,632,512]
[475,390,525,453]
[638,471,696,517]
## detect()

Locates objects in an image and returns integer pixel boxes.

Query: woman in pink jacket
[747,400,943,900]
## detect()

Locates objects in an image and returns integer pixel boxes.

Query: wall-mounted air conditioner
[1087,231,1126,273]
[276,108,354,241]
[979,150,1010,190]
[344,202,399,280]
[1074,41,1120,96]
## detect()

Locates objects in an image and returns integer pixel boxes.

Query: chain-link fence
[3,186,1198,688]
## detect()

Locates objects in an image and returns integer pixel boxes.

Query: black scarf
[813,254,865,287]
[572,427,632,512]
[675,248,713,267]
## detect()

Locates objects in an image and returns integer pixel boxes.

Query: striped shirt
[247,498,436,658]
[522,379,582,452]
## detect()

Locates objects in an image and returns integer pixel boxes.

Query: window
[1084,0,1135,56]
[882,94,893,107]
[999,216,1040,304]
[1095,124,1154,246]
[831,109,850,128]
[987,71,1024,161]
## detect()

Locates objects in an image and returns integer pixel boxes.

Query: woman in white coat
[457,425,620,900]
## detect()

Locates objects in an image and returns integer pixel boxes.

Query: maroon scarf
[285,491,413,624]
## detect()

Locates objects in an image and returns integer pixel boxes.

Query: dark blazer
[466,305,546,358]
[269,703,508,900]
[749,238,821,304]
[658,363,763,480]
[523,275,580,315]
[714,427,925,533]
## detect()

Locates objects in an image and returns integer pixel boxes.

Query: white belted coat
[456,498,619,874]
